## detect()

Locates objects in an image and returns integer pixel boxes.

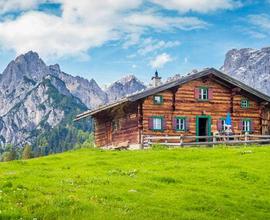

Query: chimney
[150,70,162,87]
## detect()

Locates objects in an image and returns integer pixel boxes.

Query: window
[199,87,208,100]
[153,95,163,104]
[152,116,163,131]
[242,119,251,132]
[176,117,186,131]
[218,118,226,131]
[241,99,249,108]
[112,120,120,131]
[221,119,225,131]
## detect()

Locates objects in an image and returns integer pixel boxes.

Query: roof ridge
[75,67,270,121]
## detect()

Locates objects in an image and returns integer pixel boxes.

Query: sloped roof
[75,68,270,121]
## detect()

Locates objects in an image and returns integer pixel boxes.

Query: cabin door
[196,116,211,142]
[105,122,112,146]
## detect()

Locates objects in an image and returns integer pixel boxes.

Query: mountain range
[0,47,270,152]
[0,51,146,151]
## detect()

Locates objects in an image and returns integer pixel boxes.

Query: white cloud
[125,12,207,30]
[137,38,180,55]
[244,14,270,39]
[0,0,207,59]
[150,53,172,68]
[245,30,267,39]
[248,14,270,30]
[0,11,115,59]
[150,0,242,13]
[0,0,45,14]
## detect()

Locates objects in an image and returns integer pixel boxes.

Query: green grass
[0,146,270,220]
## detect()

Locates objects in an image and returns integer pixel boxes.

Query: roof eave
[75,67,270,121]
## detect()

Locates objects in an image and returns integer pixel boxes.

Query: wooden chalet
[75,68,270,148]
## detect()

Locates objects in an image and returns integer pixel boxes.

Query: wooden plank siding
[142,78,264,138]
[94,102,139,147]
[92,76,270,147]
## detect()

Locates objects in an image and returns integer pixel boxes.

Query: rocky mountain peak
[1,51,49,88]
[117,75,136,84]
[221,47,270,95]
[48,64,61,76]
[106,74,146,101]
[15,51,40,63]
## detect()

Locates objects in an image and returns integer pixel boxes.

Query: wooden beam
[232,87,241,93]
[170,86,178,111]
[138,101,143,146]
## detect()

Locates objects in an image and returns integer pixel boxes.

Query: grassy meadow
[0,146,270,220]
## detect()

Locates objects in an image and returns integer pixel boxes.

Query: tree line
[0,128,94,162]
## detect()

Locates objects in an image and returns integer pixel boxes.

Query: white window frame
[221,119,226,131]
[153,95,163,104]
[153,117,163,131]
[176,118,186,131]
[243,120,251,132]
[241,99,249,108]
[199,88,208,100]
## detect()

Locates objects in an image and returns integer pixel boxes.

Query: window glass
[241,99,249,108]
[221,119,226,131]
[199,88,208,100]
[112,120,120,131]
[154,95,163,104]
[176,118,186,131]
[153,117,162,130]
[242,120,251,132]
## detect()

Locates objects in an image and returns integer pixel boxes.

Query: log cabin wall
[142,77,264,137]
[232,94,261,134]
[261,106,270,134]
[94,115,109,147]
[94,102,139,147]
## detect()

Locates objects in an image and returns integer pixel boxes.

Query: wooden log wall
[94,102,139,147]
[143,78,263,139]
[94,76,270,147]
[261,105,270,135]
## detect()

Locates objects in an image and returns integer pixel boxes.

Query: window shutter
[217,119,222,132]
[162,117,166,130]
[239,120,243,131]
[194,88,200,99]
[172,117,177,130]
[250,120,254,133]
[208,88,213,100]
[148,117,153,130]
[185,118,190,131]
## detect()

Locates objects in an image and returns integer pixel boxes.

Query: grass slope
[0,146,270,220]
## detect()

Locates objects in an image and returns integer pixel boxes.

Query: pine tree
[3,148,17,161]
[22,144,32,160]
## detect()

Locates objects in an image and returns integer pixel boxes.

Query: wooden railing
[143,133,270,148]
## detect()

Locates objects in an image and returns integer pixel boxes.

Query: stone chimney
[150,70,162,87]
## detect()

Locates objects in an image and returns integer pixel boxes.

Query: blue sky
[0,0,270,86]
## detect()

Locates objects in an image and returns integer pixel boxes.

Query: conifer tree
[22,144,32,160]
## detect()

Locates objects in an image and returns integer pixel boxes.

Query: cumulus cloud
[0,0,45,14]
[150,0,242,13]
[0,0,215,59]
[150,53,172,68]
[0,11,115,59]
